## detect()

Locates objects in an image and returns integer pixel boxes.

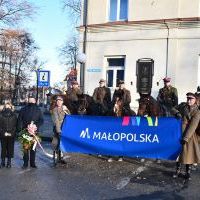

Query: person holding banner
[51,96,70,163]
[172,92,200,180]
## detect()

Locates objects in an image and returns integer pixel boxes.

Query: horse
[137,94,162,117]
[111,97,136,117]
[76,94,105,115]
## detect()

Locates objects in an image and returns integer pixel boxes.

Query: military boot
[6,158,11,168]
[0,158,5,168]
[173,162,181,178]
[185,164,191,180]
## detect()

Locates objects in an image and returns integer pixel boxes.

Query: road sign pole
[36,69,39,104]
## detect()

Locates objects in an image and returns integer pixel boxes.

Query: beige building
[79,0,200,107]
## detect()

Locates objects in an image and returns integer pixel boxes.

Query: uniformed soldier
[66,81,82,101]
[66,81,83,114]
[112,80,131,110]
[171,92,200,180]
[157,77,178,116]
[92,79,111,114]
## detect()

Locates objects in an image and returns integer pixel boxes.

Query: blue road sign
[38,70,50,87]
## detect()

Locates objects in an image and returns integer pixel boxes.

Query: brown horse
[112,97,136,117]
[137,94,162,117]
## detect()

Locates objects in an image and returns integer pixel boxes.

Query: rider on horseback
[66,81,83,114]
[157,77,178,116]
[112,80,131,112]
[92,79,111,115]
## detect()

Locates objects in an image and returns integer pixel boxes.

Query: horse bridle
[77,97,88,114]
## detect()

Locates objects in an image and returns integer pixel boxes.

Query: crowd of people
[0,77,199,181]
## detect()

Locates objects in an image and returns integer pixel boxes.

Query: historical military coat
[112,88,131,107]
[66,88,82,102]
[173,103,200,164]
[157,85,178,108]
[92,86,111,110]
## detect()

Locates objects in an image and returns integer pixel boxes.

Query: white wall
[82,27,200,107]
[84,0,200,25]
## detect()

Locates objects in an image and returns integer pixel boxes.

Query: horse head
[138,94,161,117]
[112,97,136,117]
[77,94,90,115]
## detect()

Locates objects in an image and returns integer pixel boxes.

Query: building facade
[79,0,200,108]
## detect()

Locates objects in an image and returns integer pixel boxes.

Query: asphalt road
[0,141,200,200]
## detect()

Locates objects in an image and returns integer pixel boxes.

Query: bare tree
[0,29,38,102]
[59,36,79,69]
[63,0,81,24]
[0,0,35,26]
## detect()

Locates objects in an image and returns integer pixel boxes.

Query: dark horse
[72,94,136,116]
[137,94,162,117]
[76,94,105,115]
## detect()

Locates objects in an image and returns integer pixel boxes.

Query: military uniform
[157,85,178,115]
[93,86,111,113]
[112,88,131,108]
[172,93,200,179]
[66,88,82,102]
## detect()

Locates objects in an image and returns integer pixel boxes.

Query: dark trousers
[1,137,15,159]
[23,148,36,167]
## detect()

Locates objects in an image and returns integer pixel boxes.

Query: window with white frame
[109,0,128,22]
[106,57,125,89]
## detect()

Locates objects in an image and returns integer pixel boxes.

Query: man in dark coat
[112,80,131,110]
[92,79,111,114]
[17,95,43,169]
[157,77,178,116]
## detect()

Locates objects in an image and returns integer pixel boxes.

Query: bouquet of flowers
[18,121,41,150]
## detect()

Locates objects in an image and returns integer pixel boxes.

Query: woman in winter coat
[172,92,200,180]
[0,102,17,168]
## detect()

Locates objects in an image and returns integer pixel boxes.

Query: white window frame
[108,0,128,22]
[105,56,126,94]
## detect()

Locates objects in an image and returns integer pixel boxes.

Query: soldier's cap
[186,92,197,100]
[71,80,79,85]
[99,78,105,83]
[163,77,171,82]
[118,80,125,85]
[56,96,64,101]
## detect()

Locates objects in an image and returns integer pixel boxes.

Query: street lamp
[77,52,86,92]
[78,0,88,93]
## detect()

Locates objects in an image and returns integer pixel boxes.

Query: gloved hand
[175,113,182,119]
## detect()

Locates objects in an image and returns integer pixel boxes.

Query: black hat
[186,92,197,99]
[118,80,125,85]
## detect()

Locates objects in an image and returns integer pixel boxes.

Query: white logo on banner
[80,128,90,139]
[80,128,159,143]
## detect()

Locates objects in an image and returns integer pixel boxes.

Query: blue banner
[60,115,182,160]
